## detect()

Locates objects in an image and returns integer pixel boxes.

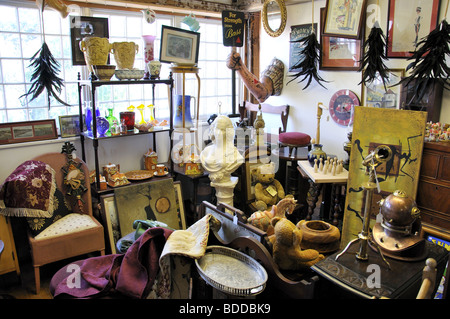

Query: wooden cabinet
[417,142,450,240]
[0,215,20,276]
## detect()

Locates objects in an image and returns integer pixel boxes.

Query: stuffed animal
[247,196,296,235]
[269,217,324,271]
[252,162,285,211]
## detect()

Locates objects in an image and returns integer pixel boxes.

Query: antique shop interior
[0,0,449,301]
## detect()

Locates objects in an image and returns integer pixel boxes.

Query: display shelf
[77,72,174,194]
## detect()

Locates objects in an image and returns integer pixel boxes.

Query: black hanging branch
[287,32,328,90]
[359,21,391,89]
[20,1,69,109]
[397,19,450,102]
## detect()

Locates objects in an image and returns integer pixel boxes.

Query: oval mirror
[262,0,287,37]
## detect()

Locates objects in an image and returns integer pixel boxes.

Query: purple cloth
[52,227,173,298]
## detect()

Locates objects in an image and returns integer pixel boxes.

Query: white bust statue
[200,115,244,184]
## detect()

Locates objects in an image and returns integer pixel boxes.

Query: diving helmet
[371,190,427,261]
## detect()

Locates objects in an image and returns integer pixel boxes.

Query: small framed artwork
[160,25,200,65]
[100,194,121,254]
[0,119,57,145]
[323,0,367,39]
[387,0,440,58]
[173,181,187,230]
[59,115,81,137]
[361,69,405,108]
[70,16,109,66]
[289,23,317,71]
[320,7,363,71]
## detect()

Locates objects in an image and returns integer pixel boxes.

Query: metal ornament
[335,145,393,269]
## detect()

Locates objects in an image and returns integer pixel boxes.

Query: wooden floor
[0,256,82,299]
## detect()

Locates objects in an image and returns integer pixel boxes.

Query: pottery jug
[181,13,200,32]
[111,42,139,70]
[174,95,196,129]
[80,37,112,73]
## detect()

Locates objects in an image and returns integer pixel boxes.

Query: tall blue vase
[85,107,100,135]
[174,94,194,128]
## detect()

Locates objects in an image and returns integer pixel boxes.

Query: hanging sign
[221,10,245,47]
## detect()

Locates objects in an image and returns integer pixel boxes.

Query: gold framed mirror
[262,0,287,37]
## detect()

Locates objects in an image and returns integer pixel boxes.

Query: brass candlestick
[335,145,393,269]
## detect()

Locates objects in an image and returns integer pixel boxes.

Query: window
[0,0,241,132]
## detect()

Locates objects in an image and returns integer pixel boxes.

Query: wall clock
[329,89,360,126]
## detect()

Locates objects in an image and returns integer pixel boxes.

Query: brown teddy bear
[269,217,324,271]
[252,162,285,211]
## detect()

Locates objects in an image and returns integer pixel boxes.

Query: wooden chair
[28,152,105,294]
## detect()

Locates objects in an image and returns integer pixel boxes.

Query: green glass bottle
[106,107,118,135]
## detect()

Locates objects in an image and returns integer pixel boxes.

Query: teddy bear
[269,217,324,271]
[252,162,285,211]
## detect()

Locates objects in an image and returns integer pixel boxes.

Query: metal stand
[335,145,393,269]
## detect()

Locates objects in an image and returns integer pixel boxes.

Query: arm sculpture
[226,52,284,103]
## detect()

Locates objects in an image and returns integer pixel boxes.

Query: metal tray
[195,245,268,296]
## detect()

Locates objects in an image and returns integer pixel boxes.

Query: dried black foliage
[398,19,450,102]
[288,32,328,90]
[20,42,70,109]
[359,25,391,89]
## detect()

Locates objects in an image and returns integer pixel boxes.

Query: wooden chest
[417,142,450,240]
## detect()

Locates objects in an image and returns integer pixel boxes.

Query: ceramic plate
[124,170,153,180]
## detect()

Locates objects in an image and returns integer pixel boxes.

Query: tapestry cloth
[0,160,56,218]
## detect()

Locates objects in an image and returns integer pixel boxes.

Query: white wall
[259,0,450,161]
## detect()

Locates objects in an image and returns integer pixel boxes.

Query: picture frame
[173,181,187,230]
[114,179,184,237]
[160,25,200,65]
[320,7,363,71]
[323,0,367,39]
[289,23,317,71]
[59,115,81,138]
[70,16,109,66]
[361,69,405,108]
[387,0,440,58]
[0,119,57,145]
[100,194,121,254]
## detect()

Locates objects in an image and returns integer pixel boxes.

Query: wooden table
[297,160,348,225]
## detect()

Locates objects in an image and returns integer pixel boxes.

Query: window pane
[21,34,43,59]
[7,108,27,122]
[0,6,18,32]
[2,60,25,83]
[0,33,21,58]
[18,7,40,33]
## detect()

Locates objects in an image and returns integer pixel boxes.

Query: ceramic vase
[307,144,327,166]
[79,37,112,73]
[174,94,195,128]
[142,35,156,79]
[111,41,139,70]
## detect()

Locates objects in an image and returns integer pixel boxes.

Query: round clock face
[329,89,360,126]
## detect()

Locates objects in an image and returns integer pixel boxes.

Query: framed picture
[59,115,80,137]
[289,23,317,71]
[387,0,440,58]
[0,119,57,145]
[114,179,184,237]
[361,69,405,108]
[320,7,363,71]
[173,181,187,230]
[100,194,121,254]
[323,0,367,39]
[160,25,200,65]
[70,16,109,66]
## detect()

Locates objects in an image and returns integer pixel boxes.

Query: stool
[279,131,312,157]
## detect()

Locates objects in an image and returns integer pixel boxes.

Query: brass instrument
[335,145,393,268]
